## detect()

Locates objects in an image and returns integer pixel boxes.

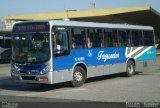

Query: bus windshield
[12,32,50,63]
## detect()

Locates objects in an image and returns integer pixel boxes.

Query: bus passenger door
[52,28,71,83]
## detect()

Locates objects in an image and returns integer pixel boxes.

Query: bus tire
[126,60,135,77]
[71,66,86,87]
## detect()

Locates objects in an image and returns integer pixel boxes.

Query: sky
[0,0,160,19]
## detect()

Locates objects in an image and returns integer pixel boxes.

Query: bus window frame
[71,27,105,49]
[118,29,128,47]
[71,27,86,49]
[86,27,104,49]
[104,28,114,48]
[143,30,154,46]
[52,26,71,57]
[0,35,11,48]
[131,30,144,47]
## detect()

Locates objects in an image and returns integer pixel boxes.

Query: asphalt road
[0,57,160,103]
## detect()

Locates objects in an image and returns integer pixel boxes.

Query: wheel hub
[74,71,83,82]
[128,65,133,74]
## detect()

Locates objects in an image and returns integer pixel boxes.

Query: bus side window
[87,28,103,48]
[87,29,94,48]
[52,30,70,56]
[143,31,154,46]
[0,36,4,48]
[112,30,118,47]
[72,28,85,49]
[118,30,127,47]
[126,30,132,47]
[57,31,69,51]
[0,36,11,48]
[132,31,143,46]
[4,39,11,48]
[104,29,113,47]
[94,29,103,47]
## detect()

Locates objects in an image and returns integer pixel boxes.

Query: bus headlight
[39,66,51,74]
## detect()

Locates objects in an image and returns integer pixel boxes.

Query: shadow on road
[0,77,70,92]
[86,73,126,83]
[0,72,132,92]
[0,72,156,92]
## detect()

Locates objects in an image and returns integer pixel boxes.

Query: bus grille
[21,76,36,80]
[20,71,38,75]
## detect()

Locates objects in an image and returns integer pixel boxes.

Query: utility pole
[90,1,96,9]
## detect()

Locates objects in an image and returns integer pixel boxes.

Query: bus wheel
[126,60,135,77]
[71,66,86,87]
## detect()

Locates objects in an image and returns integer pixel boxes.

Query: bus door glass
[52,28,70,57]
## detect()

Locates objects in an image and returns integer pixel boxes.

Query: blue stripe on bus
[53,48,125,70]
[53,47,155,71]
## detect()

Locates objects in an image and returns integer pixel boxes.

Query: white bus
[11,20,156,87]
[0,35,11,63]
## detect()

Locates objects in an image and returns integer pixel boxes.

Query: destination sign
[13,22,50,33]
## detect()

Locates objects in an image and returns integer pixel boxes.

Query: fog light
[39,77,48,81]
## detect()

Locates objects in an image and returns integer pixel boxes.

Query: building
[0,20,18,38]
[0,20,17,31]
[2,6,160,42]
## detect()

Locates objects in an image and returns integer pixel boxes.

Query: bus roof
[51,20,153,30]
[14,20,154,31]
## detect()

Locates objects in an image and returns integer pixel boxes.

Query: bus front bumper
[11,72,53,84]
